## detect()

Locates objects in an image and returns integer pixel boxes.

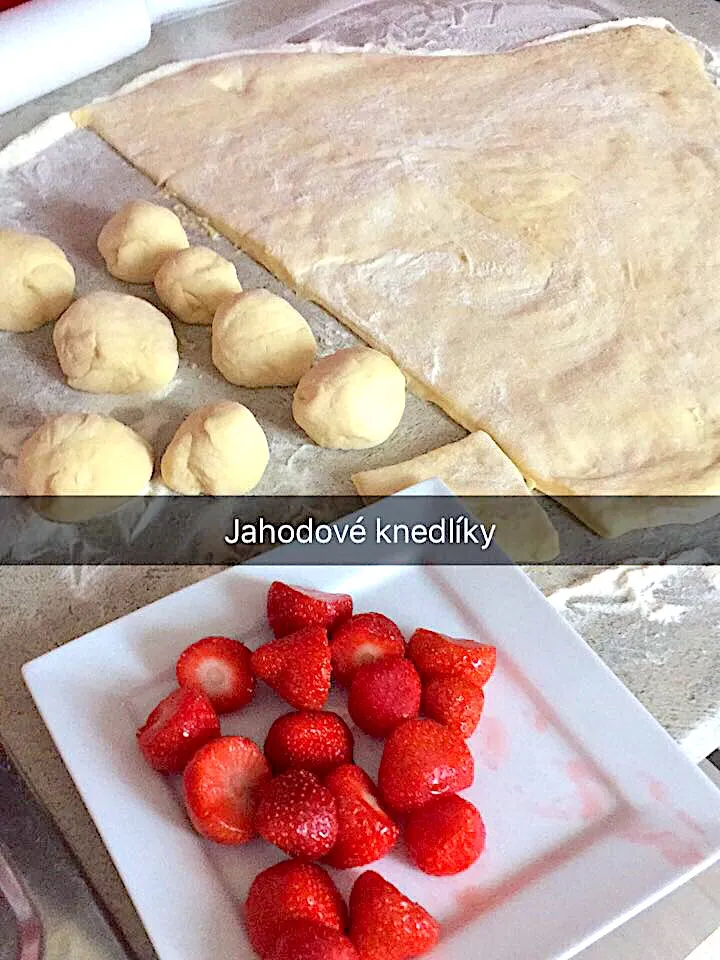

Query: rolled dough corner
[352,431,560,562]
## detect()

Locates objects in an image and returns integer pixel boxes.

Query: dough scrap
[78,26,720,512]
[352,432,559,562]
[293,346,406,449]
[18,413,153,496]
[97,199,189,283]
[154,245,242,325]
[0,230,75,331]
[53,291,179,394]
[212,288,316,387]
[160,401,269,494]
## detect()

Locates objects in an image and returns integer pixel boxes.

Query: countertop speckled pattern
[1,3,720,959]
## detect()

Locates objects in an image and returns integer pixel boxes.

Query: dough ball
[97,200,189,283]
[161,401,269,494]
[292,346,406,449]
[154,246,242,325]
[0,230,75,332]
[53,291,179,394]
[212,289,316,387]
[18,413,153,496]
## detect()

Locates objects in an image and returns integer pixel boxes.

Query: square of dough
[352,432,560,562]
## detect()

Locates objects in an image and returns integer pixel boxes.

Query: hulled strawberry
[421,673,485,738]
[136,688,220,774]
[245,861,347,958]
[408,628,496,686]
[183,735,270,844]
[378,718,474,813]
[330,613,405,687]
[268,920,359,960]
[176,635,255,714]
[348,659,421,738]
[267,582,352,638]
[254,769,339,859]
[251,626,331,709]
[349,871,439,960]
[265,711,354,776]
[323,764,399,869]
[405,795,486,875]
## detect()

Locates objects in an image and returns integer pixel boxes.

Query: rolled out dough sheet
[76,23,720,516]
[352,430,560,561]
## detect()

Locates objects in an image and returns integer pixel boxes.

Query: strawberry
[421,673,485,738]
[245,861,347,958]
[251,626,331,709]
[183,735,270,844]
[378,718,474,813]
[255,769,339,859]
[330,613,405,687]
[268,920,359,960]
[405,795,486,875]
[176,635,255,714]
[408,628,496,686]
[348,659,421,738]
[267,581,352,638]
[136,688,220,774]
[323,764,399,869]
[265,711,354,776]
[349,871,439,960]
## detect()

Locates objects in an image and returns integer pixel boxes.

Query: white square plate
[23,484,720,960]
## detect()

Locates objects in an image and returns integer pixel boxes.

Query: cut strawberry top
[267,581,353,638]
[176,635,255,714]
[330,612,406,687]
[183,736,270,845]
[408,627,496,686]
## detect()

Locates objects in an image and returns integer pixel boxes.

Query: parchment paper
[1,6,719,958]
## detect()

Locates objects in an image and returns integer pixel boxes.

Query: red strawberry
[268,581,352,638]
[265,711,354,776]
[251,626,331,709]
[405,795,486,875]
[348,659,421,738]
[255,769,339,859]
[268,920,359,960]
[421,673,485,738]
[136,688,220,774]
[245,861,347,958]
[378,718,474,813]
[349,871,439,960]
[408,628,496,686]
[176,635,255,714]
[330,613,405,687]
[183,736,270,844]
[323,765,399,869]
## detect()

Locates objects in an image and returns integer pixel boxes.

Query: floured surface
[79,25,720,500]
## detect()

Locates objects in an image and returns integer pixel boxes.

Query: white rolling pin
[0,0,227,116]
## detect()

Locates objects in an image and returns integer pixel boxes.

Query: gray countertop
[1,3,720,959]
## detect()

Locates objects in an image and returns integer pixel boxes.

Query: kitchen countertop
[1,3,720,959]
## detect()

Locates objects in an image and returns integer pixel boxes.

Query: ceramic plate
[23,484,720,960]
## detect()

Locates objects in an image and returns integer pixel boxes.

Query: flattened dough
[352,432,559,562]
[77,26,720,507]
